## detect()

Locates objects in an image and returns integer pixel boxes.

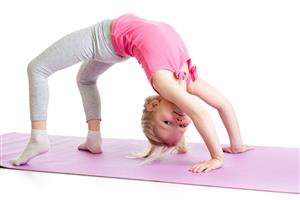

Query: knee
[27,60,36,77]
[27,59,51,79]
[76,74,97,87]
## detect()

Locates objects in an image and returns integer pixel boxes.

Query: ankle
[31,120,47,129]
[87,119,100,132]
[31,129,47,137]
[88,130,101,135]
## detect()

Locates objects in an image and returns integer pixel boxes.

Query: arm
[152,70,224,172]
[189,78,253,153]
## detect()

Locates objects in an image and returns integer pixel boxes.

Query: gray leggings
[27,19,127,121]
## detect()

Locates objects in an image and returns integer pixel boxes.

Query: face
[148,98,192,146]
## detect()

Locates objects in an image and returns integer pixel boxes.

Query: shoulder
[152,63,196,95]
[152,69,188,97]
[151,69,205,117]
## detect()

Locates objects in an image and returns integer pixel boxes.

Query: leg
[88,119,100,132]
[13,25,98,166]
[77,60,113,153]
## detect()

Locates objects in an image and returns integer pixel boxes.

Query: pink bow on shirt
[174,64,198,85]
[175,71,187,83]
[189,64,198,82]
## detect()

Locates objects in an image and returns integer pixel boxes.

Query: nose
[175,118,185,125]
[176,117,192,126]
[176,118,183,122]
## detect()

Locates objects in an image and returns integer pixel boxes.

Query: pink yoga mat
[0,132,299,193]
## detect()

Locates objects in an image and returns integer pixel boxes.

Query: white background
[0,0,299,199]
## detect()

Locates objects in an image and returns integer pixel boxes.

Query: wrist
[230,139,243,149]
[230,144,247,153]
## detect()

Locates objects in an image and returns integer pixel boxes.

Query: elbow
[218,101,233,112]
[189,106,210,121]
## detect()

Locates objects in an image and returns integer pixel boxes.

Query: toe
[12,160,20,166]
[78,143,88,151]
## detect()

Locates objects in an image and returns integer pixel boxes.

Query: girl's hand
[189,158,223,173]
[222,144,254,154]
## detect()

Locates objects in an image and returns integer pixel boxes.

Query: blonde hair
[127,95,190,164]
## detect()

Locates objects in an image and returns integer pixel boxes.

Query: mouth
[173,111,185,117]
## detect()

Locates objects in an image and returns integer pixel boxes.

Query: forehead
[153,107,173,121]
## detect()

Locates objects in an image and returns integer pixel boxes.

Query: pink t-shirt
[111,14,198,92]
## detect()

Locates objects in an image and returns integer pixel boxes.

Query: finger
[221,145,230,150]
[203,167,212,173]
[189,165,197,172]
[189,164,201,172]
[222,149,230,153]
[195,164,208,173]
[191,165,202,173]
[222,147,232,153]
[189,160,211,173]
[191,163,201,170]
[189,160,206,171]
[245,146,255,152]
[190,164,203,173]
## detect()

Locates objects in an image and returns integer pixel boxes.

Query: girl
[13,14,253,173]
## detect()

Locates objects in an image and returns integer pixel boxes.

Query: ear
[146,99,160,112]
